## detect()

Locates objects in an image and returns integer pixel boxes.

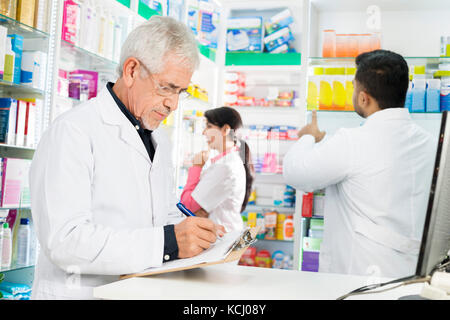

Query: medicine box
[197,0,219,49]
[227,17,263,52]
[0,26,7,80]
[264,27,293,52]
[264,8,294,35]
[8,34,24,84]
[21,51,47,90]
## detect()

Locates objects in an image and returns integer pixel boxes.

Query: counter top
[93,263,422,300]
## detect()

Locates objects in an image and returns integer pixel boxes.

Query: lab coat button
[164,254,170,261]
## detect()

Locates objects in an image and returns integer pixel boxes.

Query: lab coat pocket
[353,215,421,255]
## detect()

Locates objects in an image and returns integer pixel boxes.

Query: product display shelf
[0,262,34,273]
[0,13,49,40]
[225,65,302,73]
[59,39,118,72]
[225,52,302,67]
[233,106,301,112]
[245,204,295,214]
[0,80,45,99]
[0,143,35,161]
[309,56,450,66]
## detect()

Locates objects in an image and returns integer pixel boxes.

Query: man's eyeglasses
[138,59,190,100]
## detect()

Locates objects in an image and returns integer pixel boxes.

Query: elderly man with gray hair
[29,16,224,299]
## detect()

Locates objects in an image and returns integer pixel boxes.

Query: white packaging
[80,0,97,53]
[1,223,12,268]
[35,0,49,33]
[272,185,285,206]
[33,99,43,146]
[16,218,31,266]
[104,11,115,61]
[0,26,7,80]
[112,16,123,63]
[21,51,47,90]
[24,102,36,148]
[96,6,106,56]
[7,99,17,145]
[15,100,28,146]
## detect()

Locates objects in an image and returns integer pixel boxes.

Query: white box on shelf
[0,25,8,80]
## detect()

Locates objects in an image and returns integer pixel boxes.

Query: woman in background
[180,107,254,232]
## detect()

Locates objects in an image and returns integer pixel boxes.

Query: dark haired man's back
[284,50,436,278]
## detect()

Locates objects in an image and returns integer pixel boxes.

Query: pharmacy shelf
[310,0,450,12]
[0,80,45,99]
[309,56,450,66]
[226,52,302,67]
[0,263,35,273]
[0,144,35,160]
[245,204,295,213]
[223,0,303,11]
[225,65,302,73]
[257,238,294,243]
[0,13,49,39]
[233,106,301,112]
[59,40,118,72]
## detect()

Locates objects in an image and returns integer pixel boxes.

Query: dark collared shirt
[106,82,178,262]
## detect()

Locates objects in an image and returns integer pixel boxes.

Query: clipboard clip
[233,228,258,250]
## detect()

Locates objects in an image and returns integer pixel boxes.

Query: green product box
[116,0,131,8]
[138,2,161,20]
[310,218,324,230]
[225,52,301,66]
[302,237,322,252]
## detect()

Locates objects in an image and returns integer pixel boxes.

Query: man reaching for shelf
[283,50,435,278]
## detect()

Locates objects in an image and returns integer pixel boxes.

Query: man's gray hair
[117,16,200,77]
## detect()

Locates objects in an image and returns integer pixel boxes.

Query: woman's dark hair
[204,106,255,213]
[355,49,409,109]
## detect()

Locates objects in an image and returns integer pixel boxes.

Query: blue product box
[264,8,294,34]
[8,34,24,84]
[187,0,199,35]
[411,79,426,113]
[227,17,263,52]
[0,98,16,143]
[264,26,294,52]
[426,79,441,113]
[198,0,219,49]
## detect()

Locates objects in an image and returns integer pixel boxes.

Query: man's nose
[163,94,179,112]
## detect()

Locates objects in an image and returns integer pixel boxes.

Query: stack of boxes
[226,8,296,54]
[0,26,47,90]
[301,190,325,272]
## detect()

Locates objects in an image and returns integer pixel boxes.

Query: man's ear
[122,57,140,88]
[359,90,370,108]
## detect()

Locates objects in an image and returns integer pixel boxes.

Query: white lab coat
[191,150,246,232]
[29,87,183,299]
[283,108,436,278]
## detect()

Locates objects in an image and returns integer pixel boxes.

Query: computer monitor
[416,110,450,277]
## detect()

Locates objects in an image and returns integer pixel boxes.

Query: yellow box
[17,0,36,27]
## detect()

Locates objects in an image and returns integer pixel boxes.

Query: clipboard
[120,227,259,280]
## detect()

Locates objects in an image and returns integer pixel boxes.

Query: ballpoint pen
[176,202,196,217]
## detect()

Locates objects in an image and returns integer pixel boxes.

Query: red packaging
[302,192,314,218]
[239,247,257,266]
[255,250,272,268]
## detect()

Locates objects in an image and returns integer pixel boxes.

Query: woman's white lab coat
[29,88,183,299]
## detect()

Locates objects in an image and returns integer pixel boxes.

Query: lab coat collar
[211,146,239,164]
[98,87,163,164]
[365,107,411,124]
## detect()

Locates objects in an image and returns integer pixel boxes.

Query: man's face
[130,55,193,130]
